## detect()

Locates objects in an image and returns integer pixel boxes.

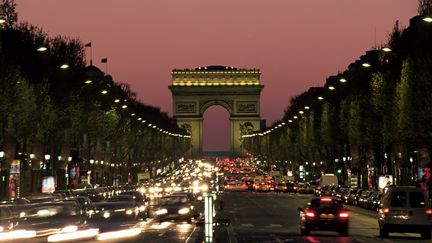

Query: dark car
[16,201,84,236]
[298,197,350,236]
[110,194,148,219]
[152,195,196,223]
[347,188,362,205]
[91,200,139,222]
[286,182,297,193]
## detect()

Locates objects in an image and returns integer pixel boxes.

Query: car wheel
[379,225,389,238]
[339,227,349,236]
[300,227,310,236]
[421,227,431,239]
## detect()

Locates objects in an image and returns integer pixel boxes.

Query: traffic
[0,157,431,242]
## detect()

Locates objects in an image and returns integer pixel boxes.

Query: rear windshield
[391,191,407,207]
[409,192,425,208]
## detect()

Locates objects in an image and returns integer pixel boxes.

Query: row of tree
[0,0,190,179]
[244,3,432,186]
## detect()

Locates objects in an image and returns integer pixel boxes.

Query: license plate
[320,214,335,219]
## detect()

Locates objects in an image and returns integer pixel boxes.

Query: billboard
[378,175,393,191]
[42,176,56,193]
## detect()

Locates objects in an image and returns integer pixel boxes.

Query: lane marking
[267,224,283,228]
[184,225,197,243]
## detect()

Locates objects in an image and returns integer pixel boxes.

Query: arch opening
[202,105,230,153]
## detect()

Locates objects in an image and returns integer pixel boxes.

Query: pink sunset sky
[16,0,419,151]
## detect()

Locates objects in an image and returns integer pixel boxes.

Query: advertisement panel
[9,160,21,197]
[378,175,393,191]
[42,176,56,193]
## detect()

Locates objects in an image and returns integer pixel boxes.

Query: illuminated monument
[169,65,263,157]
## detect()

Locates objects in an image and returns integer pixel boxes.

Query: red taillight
[426,209,432,215]
[305,210,315,219]
[383,208,390,213]
[339,212,349,218]
[320,197,332,202]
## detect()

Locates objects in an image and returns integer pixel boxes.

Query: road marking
[267,224,283,228]
[240,223,254,227]
[185,225,197,243]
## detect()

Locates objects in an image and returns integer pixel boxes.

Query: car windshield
[160,196,189,205]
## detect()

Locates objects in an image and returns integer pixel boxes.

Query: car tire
[339,227,349,236]
[300,227,310,236]
[379,225,389,238]
[421,227,431,239]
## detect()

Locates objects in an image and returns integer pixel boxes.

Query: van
[378,186,432,239]
[319,174,338,186]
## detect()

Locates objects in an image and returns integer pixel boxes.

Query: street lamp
[60,64,69,69]
[0,151,4,158]
[339,78,347,83]
[37,46,48,52]
[423,17,432,22]
[381,47,392,52]
[0,18,5,24]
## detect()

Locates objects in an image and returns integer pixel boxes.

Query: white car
[378,186,432,239]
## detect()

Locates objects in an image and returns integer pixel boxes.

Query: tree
[0,0,17,28]
[418,0,432,15]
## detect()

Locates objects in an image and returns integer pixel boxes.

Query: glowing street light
[121,105,127,109]
[339,78,347,83]
[362,62,371,68]
[423,17,432,22]
[37,46,48,52]
[101,90,108,94]
[0,18,5,24]
[299,110,304,114]
[304,106,310,110]
[84,80,92,84]
[318,96,324,100]
[381,47,392,52]
[60,64,69,69]
[328,86,335,90]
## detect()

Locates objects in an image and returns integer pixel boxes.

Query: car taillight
[305,210,315,219]
[339,212,349,218]
[383,208,390,213]
[426,209,432,215]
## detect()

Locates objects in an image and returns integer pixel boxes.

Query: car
[298,196,350,236]
[91,200,140,222]
[274,183,287,193]
[106,194,147,219]
[16,201,84,236]
[286,182,297,193]
[152,195,196,223]
[378,186,432,239]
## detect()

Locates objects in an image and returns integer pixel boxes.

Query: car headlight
[62,225,78,233]
[178,208,190,215]
[19,212,26,218]
[139,206,145,211]
[126,209,133,215]
[0,226,3,232]
[155,209,168,215]
[37,209,55,216]
[103,212,111,218]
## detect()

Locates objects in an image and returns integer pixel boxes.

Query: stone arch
[199,99,233,116]
[169,65,263,157]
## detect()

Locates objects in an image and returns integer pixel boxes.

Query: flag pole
[90,41,93,66]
